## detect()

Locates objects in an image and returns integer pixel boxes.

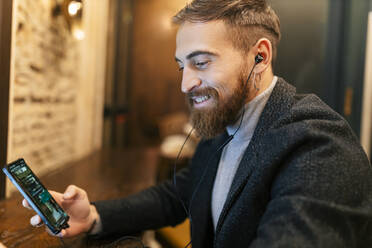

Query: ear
[252,38,272,73]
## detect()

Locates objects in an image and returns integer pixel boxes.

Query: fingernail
[64,192,71,198]
[31,216,39,225]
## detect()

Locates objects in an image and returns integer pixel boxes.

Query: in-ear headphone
[255,54,264,64]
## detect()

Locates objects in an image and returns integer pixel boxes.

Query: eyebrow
[175,50,217,63]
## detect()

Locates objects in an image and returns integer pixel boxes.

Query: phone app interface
[9,160,67,226]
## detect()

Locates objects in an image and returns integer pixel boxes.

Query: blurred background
[0,0,372,247]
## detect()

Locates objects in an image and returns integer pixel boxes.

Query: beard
[187,72,249,139]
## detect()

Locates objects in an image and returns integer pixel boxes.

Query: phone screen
[4,159,69,233]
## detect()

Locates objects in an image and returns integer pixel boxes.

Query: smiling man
[24,0,372,247]
[175,13,278,139]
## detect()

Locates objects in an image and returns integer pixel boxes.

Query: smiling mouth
[192,95,211,105]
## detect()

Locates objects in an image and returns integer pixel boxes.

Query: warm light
[73,29,85,40]
[161,13,173,31]
[68,1,82,16]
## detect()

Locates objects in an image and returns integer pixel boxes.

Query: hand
[22,185,101,238]
[0,242,7,248]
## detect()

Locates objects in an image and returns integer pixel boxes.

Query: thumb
[62,185,78,200]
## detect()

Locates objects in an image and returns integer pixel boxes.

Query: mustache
[186,87,218,99]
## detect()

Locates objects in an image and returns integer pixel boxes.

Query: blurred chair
[156,112,198,182]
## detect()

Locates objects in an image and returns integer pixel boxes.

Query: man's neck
[246,69,274,103]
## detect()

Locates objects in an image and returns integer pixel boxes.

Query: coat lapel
[214,134,259,235]
[190,132,230,248]
[215,78,296,235]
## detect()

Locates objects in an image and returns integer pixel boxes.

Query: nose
[181,67,202,93]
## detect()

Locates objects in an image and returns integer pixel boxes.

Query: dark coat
[94,78,372,247]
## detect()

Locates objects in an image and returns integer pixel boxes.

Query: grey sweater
[212,76,278,229]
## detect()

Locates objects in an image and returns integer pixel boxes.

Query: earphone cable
[173,127,195,216]
[173,58,260,248]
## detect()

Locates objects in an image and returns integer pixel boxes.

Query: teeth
[194,95,210,104]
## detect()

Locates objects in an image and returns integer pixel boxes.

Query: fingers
[30,215,43,227]
[63,185,77,199]
[22,199,32,210]
[63,185,86,200]
[23,185,85,208]
[48,190,64,205]
[45,226,65,238]
[58,229,66,238]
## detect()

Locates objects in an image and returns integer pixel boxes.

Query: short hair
[173,0,281,63]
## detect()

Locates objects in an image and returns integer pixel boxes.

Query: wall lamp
[53,0,84,40]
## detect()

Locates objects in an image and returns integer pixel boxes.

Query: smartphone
[2,158,69,234]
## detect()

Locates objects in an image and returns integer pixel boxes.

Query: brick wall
[6,0,108,196]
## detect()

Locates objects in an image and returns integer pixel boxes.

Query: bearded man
[24,0,372,247]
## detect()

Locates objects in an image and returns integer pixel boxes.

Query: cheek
[212,69,240,90]
[213,81,240,102]
[201,69,241,101]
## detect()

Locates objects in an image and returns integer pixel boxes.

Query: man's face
[175,21,253,138]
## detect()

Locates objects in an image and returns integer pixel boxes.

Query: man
[25,0,372,247]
